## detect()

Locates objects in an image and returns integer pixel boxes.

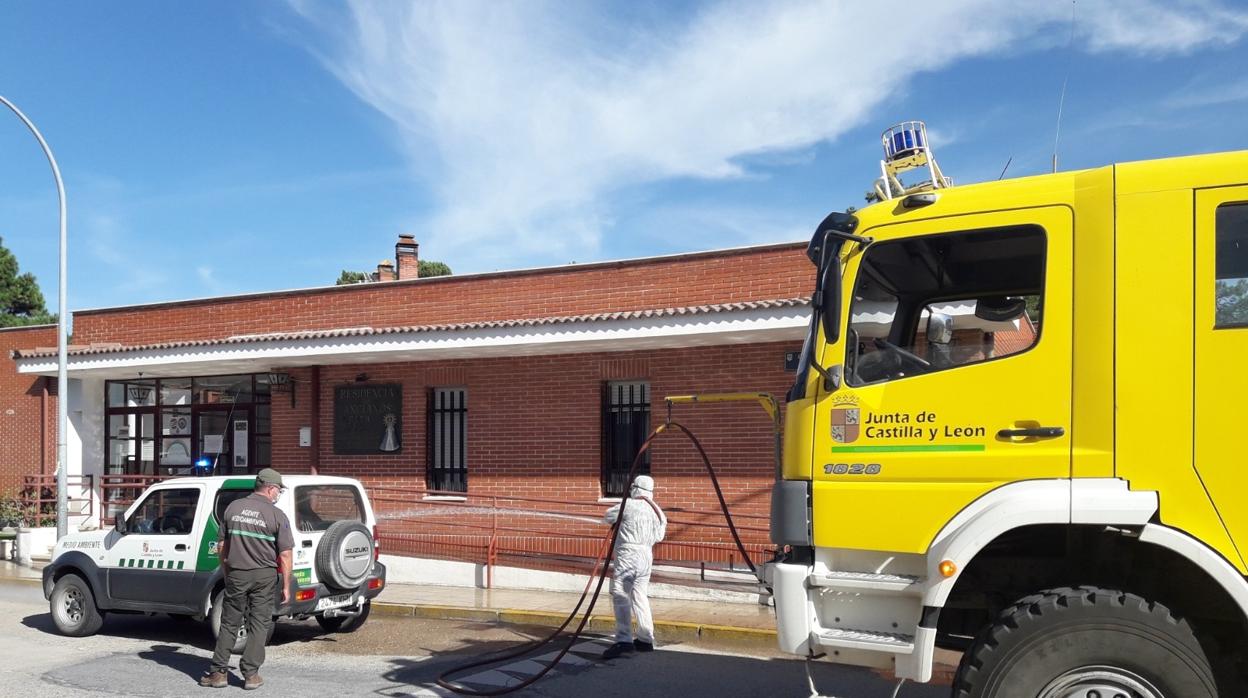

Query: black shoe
[633,640,654,652]
[602,642,635,659]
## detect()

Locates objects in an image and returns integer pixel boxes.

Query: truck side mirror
[926,311,954,345]
[818,252,841,344]
[114,513,127,535]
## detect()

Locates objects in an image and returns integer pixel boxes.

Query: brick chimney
[375,259,396,282]
[395,234,420,280]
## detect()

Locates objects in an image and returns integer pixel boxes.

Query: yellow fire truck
[768,122,1248,697]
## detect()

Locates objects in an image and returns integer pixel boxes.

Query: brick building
[6,239,813,540]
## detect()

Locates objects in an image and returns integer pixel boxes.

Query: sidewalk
[1,559,776,645]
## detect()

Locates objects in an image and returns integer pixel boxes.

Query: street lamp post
[0,95,69,540]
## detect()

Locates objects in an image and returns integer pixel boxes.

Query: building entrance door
[196,407,251,475]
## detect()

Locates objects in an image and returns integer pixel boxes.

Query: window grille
[427,388,467,492]
[601,381,651,497]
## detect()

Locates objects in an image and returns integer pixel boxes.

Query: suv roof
[155,475,365,488]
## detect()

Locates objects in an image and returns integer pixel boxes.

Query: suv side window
[1215,202,1248,328]
[295,485,364,533]
[214,489,252,524]
[846,225,1045,386]
[128,488,200,535]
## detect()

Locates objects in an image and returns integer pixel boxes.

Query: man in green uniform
[201,469,294,690]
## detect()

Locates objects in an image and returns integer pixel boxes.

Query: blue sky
[1,1,1246,313]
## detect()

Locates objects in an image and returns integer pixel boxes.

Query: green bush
[0,491,26,528]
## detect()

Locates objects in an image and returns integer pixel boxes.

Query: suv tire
[315,520,374,591]
[210,589,274,655]
[316,600,371,633]
[954,586,1218,698]
[50,574,105,637]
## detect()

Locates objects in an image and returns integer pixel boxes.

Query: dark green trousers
[210,567,277,677]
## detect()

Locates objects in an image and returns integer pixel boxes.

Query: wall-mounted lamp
[355,373,370,383]
[266,371,296,408]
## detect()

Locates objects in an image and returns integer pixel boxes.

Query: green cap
[256,468,283,487]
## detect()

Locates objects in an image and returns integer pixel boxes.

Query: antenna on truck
[1052,0,1078,173]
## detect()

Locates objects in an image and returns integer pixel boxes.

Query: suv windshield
[295,485,365,533]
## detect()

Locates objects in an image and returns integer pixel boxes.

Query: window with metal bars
[601,381,651,497]
[427,388,468,492]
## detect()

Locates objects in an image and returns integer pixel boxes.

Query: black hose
[436,421,766,695]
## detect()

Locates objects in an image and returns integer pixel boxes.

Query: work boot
[633,640,654,652]
[198,671,228,688]
[244,674,264,691]
[602,642,635,659]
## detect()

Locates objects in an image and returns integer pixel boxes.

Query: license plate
[315,593,353,611]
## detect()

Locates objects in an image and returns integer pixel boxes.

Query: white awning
[16,299,811,379]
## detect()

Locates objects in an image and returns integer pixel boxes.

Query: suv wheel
[316,600,371,633]
[50,574,105,637]
[315,520,374,591]
[210,589,274,654]
[954,586,1219,698]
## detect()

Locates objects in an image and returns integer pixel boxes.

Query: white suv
[43,475,387,651]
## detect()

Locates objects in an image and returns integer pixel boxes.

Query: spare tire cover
[315,520,374,591]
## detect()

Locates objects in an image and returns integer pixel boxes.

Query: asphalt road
[3,582,950,698]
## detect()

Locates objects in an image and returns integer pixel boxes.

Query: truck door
[1194,186,1248,557]
[108,484,205,606]
[813,207,1073,554]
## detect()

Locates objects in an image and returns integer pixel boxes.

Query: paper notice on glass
[204,435,224,454]
[141,441,155,461]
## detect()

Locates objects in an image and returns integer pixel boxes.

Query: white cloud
[289,0,1248,270]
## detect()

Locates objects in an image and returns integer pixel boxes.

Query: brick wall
[70,243,811,346]
[267,341,799,545]
[0,325,57,495]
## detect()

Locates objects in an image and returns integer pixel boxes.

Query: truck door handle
[175,544,187,551]
[997,426,1065,439]
[302,540,313,548]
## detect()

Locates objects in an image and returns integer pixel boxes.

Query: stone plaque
[334,383,402,455]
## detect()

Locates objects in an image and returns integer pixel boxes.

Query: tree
[0,237,53,327]
[417,260,452,278]
[336,270,370,286]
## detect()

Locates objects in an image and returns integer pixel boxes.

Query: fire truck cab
[770,123,1248,697]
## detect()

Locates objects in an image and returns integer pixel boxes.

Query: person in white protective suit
[602,475,667,659]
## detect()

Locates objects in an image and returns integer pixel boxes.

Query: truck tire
[49,573,105,637]
[953,586,1218,698]
[316,600,371,633]
[210,589,273,655]
[315,520,374,591]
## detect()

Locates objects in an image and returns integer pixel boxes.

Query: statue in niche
[379,413,400,452]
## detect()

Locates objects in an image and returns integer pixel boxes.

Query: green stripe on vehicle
[829,444,987,453]
[177,560,184,570]
[231,530,276,542]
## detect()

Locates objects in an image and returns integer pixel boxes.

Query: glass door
[195,407,251,475]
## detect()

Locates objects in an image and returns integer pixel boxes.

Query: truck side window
[128,488,201,535]
[1215,202,1248,328]
[845,225,1045,386]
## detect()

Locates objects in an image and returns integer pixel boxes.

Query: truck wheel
[316,600,371,633]
[315,520,374,591]
[210,590,273,654]
[954,586,1218,698]
[49,574,105,637]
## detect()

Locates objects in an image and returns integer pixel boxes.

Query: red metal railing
[98,474,172,525]
[20,471,776,590]
[367,485,774,588]
[19,474,94,525]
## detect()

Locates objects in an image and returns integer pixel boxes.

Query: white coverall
[604,487,667,645]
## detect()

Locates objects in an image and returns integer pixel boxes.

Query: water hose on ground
[436,419,767,696]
